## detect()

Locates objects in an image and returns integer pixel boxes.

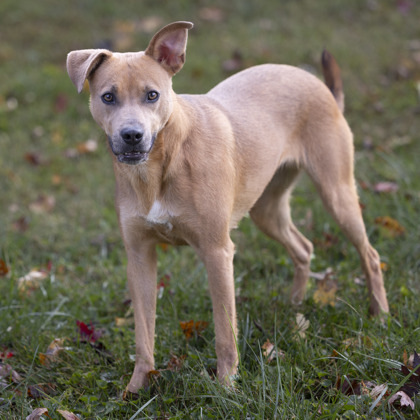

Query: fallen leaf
[389,391,415,409]
[294,313,309,339]
[167,354,187,371]
[398,350,420,398]
[29,194,56,214]
[25,408,49,420]
[158,243,170,252]
[314,233,339,250]
[0,363,22,382]
[115,317,134,327]
[0,350,14,359]
[374,181,399,193]
[0,259,9,277]
[24,152,47,166]
[262,339,284,363]
[12,216,29,233]
[147,370,161,380]
[57,410,80,420]
[370,383,388,399]
[312,268,337,307]
[336,376,362,396]
[39,338,66,366]
[380,262,389,272]
[27,383,57,399]
[76,320,102,343]
[65,139,98,159]
[375,216,405,237]
[157,274,171,289]
[180,320,209,340]
[18,269,49,295]
[76,139,98,154]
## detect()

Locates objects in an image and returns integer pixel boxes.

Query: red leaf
[76,321,101,343]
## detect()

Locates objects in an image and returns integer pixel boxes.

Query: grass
[1,0,420,418]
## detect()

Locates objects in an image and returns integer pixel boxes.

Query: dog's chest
[146,200,173,229]
[143,200,180,243]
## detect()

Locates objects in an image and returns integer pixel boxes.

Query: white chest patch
[146,200,173,230]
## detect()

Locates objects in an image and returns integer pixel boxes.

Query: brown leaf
[29,194,56,214]
[25,408,49,420]
[0,259,9,277]
[39,338,66,366]
[12,216,29,233]
[336,376,362,396]
[0,363,22,382]
[167,354,187,371]
[375,216,405,237]
[27,383,57,399]
[57,410,80,420]
[24,152,47,166]
[180,320,209,340]
[262,339,284,363]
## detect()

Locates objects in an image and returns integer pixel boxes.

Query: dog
[67,21,389,395]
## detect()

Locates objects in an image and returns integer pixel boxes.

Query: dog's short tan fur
[67,21,389,394]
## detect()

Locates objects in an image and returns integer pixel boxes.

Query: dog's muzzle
[108,126,156,165]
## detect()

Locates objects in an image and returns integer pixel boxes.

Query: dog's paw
[122,388,140,401]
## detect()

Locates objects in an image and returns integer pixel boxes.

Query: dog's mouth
[117,151,149,165]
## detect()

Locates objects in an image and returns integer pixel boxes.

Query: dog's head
[67,21,193,165]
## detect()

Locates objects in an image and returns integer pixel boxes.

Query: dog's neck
[113,93,193,211]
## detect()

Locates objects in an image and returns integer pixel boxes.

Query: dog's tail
[321,50,345,113]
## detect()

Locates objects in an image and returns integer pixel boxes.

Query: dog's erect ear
[145,21,193,75]
[67,49,112,93]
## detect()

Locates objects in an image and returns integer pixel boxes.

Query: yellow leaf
[115,317,134,327]
[313,268,337,307]
[375,216,405,238]
[39,338,66,366]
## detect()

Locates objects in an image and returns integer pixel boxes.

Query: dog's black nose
[121,128,144,145]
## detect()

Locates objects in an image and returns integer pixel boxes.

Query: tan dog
[67,21,389,394]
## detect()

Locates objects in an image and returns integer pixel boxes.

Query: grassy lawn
[1,0,419,418]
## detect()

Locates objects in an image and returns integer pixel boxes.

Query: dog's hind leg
[250,165,314,304]
[304,121,389,316]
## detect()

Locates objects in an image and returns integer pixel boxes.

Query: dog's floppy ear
[67,49,112,93]
[145,21,193,75]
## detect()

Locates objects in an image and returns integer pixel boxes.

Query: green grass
[1,0,419,418]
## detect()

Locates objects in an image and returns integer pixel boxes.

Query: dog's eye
[102,93,115,104]
[147,91,159,103]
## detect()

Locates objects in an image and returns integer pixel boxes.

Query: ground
[0,1,419,418]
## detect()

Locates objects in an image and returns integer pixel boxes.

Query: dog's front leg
[125,243,158,394]
[198,238,239,385]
